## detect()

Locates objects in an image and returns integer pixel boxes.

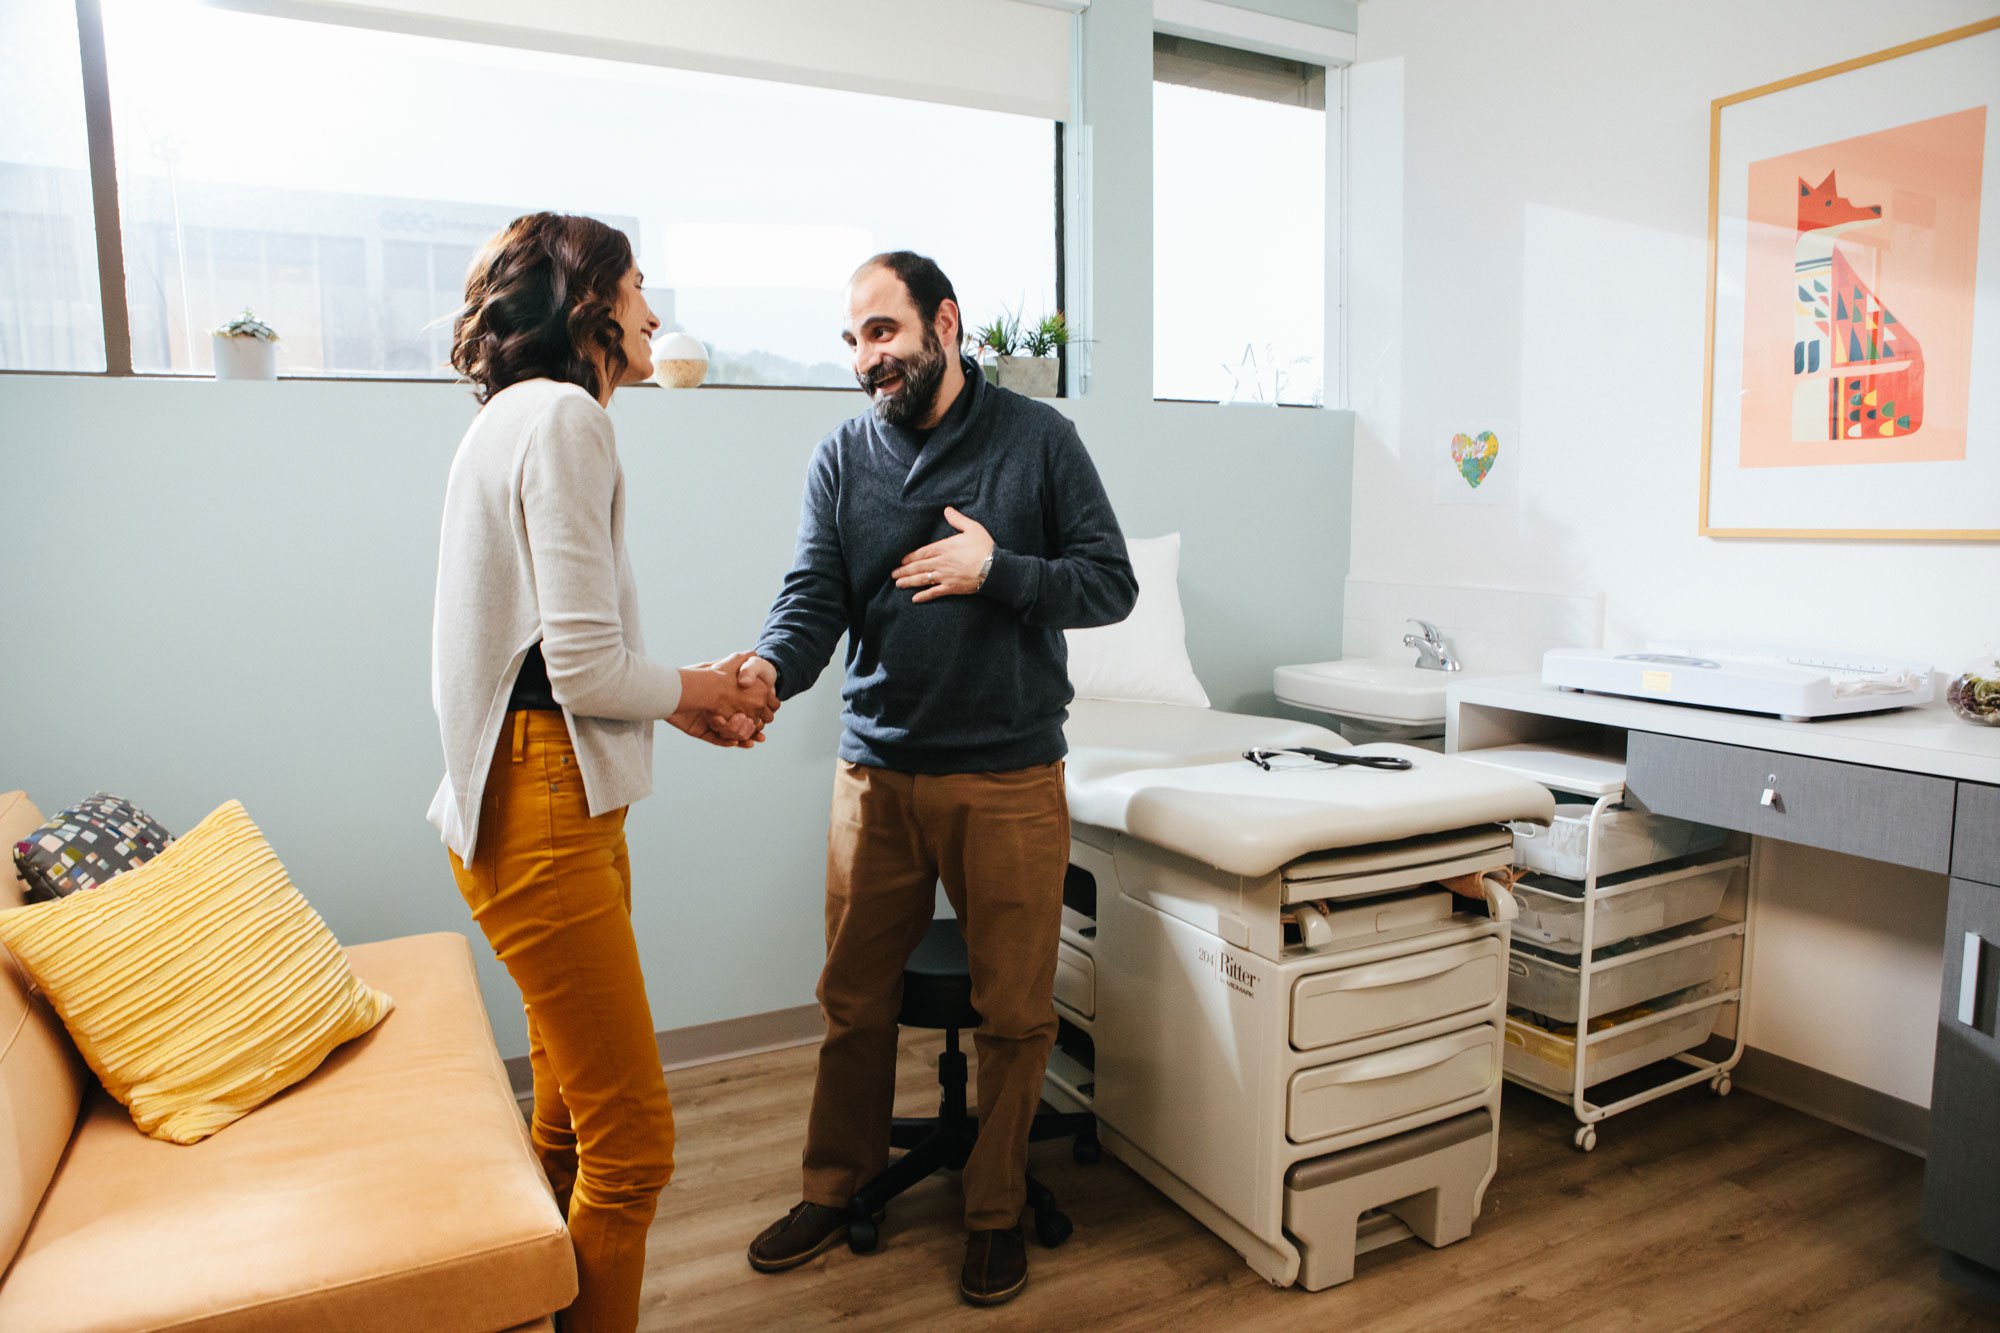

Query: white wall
[1351,0,2000,1105]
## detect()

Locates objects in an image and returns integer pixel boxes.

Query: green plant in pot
[210,309,279,381]
[970,309,1067,398]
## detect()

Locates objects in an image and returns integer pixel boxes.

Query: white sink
[1273,658,1472,726]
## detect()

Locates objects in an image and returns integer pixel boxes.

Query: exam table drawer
[1287,1024,1496,1144]
[1054,941,1095,1019]
[1625,732,1954,874]
[1290,938,1503,1051]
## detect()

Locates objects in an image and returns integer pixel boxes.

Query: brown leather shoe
[960,1227,1028,1306]
[747,1202,848,1273]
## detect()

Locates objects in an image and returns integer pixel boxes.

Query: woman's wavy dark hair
[451,212,635,405]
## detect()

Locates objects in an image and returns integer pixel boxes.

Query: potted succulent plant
[970,309,1068,398]
[210,309,279,381]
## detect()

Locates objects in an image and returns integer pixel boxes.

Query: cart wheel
[1034,1207,1074,1248]
[846,1217,880,1254]
[1712,1074,1732,1098]
[1573,1125,1597,1153]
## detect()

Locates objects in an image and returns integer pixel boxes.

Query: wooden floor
[638,1032,1994,1331]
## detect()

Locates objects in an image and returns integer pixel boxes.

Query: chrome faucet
[1403,619,1463,672]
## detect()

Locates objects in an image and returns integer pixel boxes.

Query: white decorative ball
[651,332,708,388]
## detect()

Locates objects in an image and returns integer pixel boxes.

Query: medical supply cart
[1459,744,1752,1151]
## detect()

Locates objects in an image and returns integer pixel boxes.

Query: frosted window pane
[100,1,1056,384]
[0,0,106,372]
[1154,80,1324,405]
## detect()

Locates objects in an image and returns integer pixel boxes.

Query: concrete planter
[990,354,1059,397]
[212,334,277,381]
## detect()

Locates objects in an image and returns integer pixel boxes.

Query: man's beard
[859,326,949,429]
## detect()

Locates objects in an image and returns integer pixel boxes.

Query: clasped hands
[669,652,777,749]
[670,508,993,748]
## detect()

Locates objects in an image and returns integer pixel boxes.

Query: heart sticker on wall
[1450,431,1500,488]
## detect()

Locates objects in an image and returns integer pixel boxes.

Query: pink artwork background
[1738,106,1985,468]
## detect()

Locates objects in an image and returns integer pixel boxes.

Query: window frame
[6,0,1066,390]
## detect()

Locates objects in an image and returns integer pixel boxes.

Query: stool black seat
[845,917,1098,1254]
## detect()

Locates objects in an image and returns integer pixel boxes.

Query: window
[1153,34,1326,405]
[96,0,1057,385]
[0,0,106,372]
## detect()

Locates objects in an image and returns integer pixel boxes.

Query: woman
[428,212,776,1332]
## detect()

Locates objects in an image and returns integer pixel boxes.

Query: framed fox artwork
[1700,18,2000,540]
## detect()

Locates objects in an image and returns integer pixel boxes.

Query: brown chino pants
[802,759,1069,1230]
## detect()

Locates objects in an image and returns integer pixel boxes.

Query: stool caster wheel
[847,1217,880,1254]
[1573,1125,1597,1153]
[1033,1208,1073,1249]
[1712,1074,1732,1098]
[1073,1133,1101,1165]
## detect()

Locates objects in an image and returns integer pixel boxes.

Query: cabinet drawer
[1953,784,2000,885]
[1054,941,1094,1019]
[1625,732,1954,873]
[1291,938,1502,1051]
[1286,1024,1495,1144]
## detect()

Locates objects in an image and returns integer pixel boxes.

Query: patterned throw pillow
[0,800,394,1144]
[12,793,172,902]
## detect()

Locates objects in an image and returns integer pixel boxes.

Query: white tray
[1511,858,1737,949]
[1507,921,1739,1023]
[1504,994,1722,1092]
[1509,804,1728,880]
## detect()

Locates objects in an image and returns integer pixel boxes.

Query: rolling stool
[844,917,1099,1254]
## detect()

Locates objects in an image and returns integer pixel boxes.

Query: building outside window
[0,0,1059,385]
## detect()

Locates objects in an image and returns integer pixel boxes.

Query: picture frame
[1699,18,2000,540]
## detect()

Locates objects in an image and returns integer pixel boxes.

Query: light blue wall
[0,10,1352,1057]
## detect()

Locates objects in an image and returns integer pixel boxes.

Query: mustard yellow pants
[449,710,675,1333]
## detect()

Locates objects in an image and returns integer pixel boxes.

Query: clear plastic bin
[1511,858,1735,949]
[1506,922,1738,1023]
[1503,992,1722,1092]
[1508,802,1727,880]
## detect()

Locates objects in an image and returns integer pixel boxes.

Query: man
[742,252,1136,1306]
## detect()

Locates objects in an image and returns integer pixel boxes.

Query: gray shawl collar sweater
[755,359,1137,773]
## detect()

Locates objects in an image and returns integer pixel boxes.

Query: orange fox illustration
[1791,170,1923,441]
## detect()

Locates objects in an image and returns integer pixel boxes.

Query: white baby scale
[1541,643,1934,722]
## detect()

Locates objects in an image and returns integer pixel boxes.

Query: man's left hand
[893,507,995,604]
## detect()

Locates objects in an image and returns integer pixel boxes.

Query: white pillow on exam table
[1064,533,1212,709]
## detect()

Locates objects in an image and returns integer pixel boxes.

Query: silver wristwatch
[975,552,995,590]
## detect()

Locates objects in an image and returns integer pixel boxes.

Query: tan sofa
[0,791,577,1331]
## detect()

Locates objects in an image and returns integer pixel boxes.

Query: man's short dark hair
[857,251,958,329]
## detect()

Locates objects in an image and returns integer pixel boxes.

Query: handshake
[668,652,781,749]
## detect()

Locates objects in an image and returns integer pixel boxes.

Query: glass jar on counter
[1946,656,2000,726]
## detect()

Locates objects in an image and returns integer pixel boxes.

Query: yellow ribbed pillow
[0,801,392,1144]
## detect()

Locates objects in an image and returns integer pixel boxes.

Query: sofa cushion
[0,801,394,1144]
[0,932,577,1332]
[0,790,92,1279]
[2,790,46,906]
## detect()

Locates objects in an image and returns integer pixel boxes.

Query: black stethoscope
[1241,746,1414,772]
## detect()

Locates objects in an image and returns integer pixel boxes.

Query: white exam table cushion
[1064,700,1556,878]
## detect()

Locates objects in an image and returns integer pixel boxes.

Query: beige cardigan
[429,379,682,860]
